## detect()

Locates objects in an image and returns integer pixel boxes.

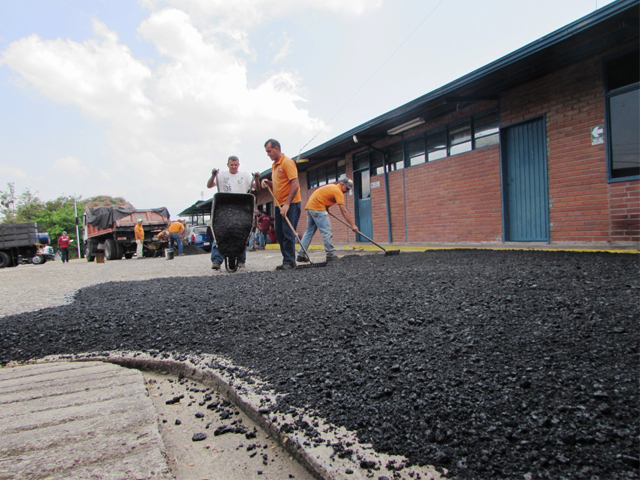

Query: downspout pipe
[353,136,393,243]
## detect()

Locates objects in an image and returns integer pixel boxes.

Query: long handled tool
[328,211,400,256]
[267,185,326,269]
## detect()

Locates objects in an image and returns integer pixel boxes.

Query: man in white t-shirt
[207,156,260,269]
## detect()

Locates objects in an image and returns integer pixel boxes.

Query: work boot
[326,255,339,262]
[296,254,309,263]
[237,262,245,269]
[275,263,296,270]
[211,262,221,270]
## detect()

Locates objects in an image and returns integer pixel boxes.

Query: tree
[0,182,17,222]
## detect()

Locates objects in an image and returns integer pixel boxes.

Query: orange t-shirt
[272,154,301,205]
[134,223,145,240]
[168,221,184,234]
[305,184,345,211]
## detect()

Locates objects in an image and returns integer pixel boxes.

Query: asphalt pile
[1,250,638,479]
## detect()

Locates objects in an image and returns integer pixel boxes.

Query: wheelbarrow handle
[267,185,314,263]
[327,210,389,253]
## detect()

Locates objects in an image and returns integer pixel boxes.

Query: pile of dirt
[1,250,638,479]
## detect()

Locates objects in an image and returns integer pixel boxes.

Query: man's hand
[211,168,219,176]
[280,203,289,217]
[261,179,272,189]
[351,225,359,233]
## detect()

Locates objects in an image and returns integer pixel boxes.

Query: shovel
[267,185,327,269]
[328,211,400,256]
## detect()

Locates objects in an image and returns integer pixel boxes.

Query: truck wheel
[104,239,117,260]
[31,254,46,265]
[114,242,125,260]
[0,251,12,268]
[85,242,95,262]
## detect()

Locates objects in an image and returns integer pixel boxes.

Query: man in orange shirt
[261,138,301,270]
[297,177,359,263]
[134,218,145,259]
[168,219,185,256]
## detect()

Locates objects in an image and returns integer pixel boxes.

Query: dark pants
[275,202,301,266]
[60,248,69,263]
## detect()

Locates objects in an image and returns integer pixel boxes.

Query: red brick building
[257,0,639,248]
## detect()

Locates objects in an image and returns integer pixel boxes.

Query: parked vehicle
[186,225,213,251]
[35,245,55,263]
[0,223,49,268]
[83,206,171,261]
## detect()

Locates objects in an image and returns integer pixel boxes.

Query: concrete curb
[36,351,445,480]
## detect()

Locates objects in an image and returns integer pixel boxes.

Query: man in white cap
[134,218,145,259]
[297,176,359,263]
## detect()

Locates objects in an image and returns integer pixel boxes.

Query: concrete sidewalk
[0,361,173,480]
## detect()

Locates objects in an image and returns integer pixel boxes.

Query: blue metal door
[354,169,373,241]
[501,117,550,241]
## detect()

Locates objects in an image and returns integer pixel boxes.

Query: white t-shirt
[217,171,253,193]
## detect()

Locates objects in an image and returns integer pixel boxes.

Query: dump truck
[83,206,171,261]
[0,222,50,268]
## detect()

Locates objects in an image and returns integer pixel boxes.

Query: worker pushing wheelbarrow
[210,192,255,272]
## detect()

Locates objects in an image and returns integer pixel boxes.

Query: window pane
[427,129,447,161]
[308,169,318,189]
[387,143,404,171]
[370,151,384,176]
[449,121,472,155]
[610,88,640,178]
[327,163,337,184]
[407,137,426,166]
[317,165,326,186]
[337,159,346,178]
[355,152,369,170]
[474,112,500,148]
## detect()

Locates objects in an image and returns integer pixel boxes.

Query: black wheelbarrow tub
[210,193,255,260]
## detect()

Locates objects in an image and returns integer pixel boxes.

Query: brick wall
[275,47,639,247]
[501,44,639,244]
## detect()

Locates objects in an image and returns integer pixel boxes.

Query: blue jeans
[211,243,246,265]
[256,231,266,249]
[299,210,336,258]
[169,233,183,255]
[275,202,301,266]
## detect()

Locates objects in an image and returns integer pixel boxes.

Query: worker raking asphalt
[1,250,638,479]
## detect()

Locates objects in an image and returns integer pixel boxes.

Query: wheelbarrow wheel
[225,256,237,272]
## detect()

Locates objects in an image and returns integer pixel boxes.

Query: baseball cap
[339,177,354,191]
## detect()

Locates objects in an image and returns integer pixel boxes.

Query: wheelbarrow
[210,192,255,272]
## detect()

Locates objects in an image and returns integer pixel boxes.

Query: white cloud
[139,0,382,29]
[272,32,293,63]
[0,164,28,179]
[53,156,90,179]
[1,0,382,213]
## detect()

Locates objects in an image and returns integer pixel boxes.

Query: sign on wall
[591,125,604,145]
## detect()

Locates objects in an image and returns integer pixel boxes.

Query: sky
[0,0,617,218]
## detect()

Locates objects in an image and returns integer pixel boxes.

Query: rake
[328,211,400,256]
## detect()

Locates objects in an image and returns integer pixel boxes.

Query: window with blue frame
[606,48,639,180]
[473,111,500,149]
[387,143,404,171]
[406,136,426,166]
[427,128,447,161]
[449,120,472,155]
[306,159,348,189]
